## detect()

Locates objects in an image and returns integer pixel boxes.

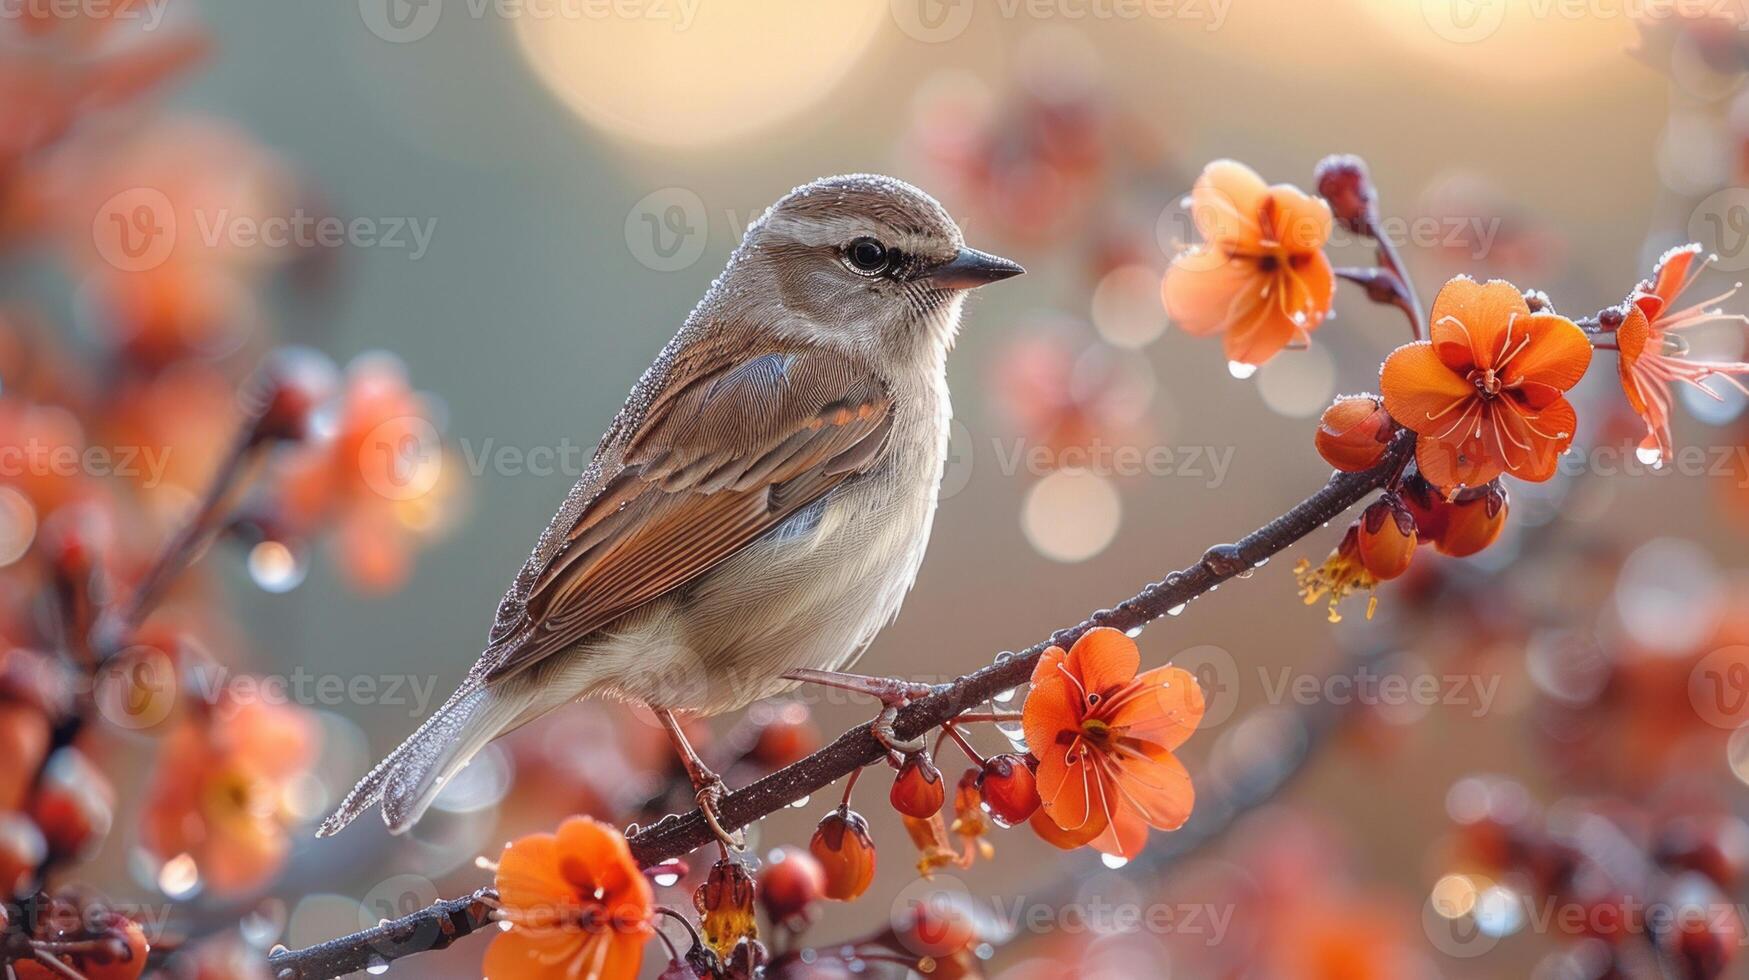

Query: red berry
[757,846,824,930]
[809,808,876,901]
[977,753,1039,826]
[889,751,945,819]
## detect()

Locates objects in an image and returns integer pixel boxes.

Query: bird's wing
[473,338,893,684]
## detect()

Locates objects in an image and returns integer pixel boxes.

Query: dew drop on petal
[1100,853,1128,870]
[1635,444,1664,468]
[1227,360,1258,380]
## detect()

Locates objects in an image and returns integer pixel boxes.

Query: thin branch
[98,412,267,657]
[266,887,498,980]
[1371,229,1425,341]
[625,431,1411,867]
[266,433,1413,980]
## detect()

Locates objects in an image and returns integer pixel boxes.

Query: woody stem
[1370,225,1426,341]
[266,432,1415,980]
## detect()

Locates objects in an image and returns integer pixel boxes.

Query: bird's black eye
[846,237,889,275]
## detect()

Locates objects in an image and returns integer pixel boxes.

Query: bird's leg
[654,708,745,853]
[782,668,936,762]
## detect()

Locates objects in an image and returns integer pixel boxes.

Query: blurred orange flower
[1163,160,1334,367]
[140,696,317,898]
[1023,627,1202,859]
[1381,277,1591,489]
[1614,244,1749,467]
[269,353,458,591]
[485,816,653,980]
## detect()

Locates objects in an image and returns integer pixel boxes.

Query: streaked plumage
[320,174,1020,838]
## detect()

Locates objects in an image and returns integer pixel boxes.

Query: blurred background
[9,0,1749,977]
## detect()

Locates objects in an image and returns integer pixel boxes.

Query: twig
[266,887,498,980]
[99,413,266,657]
[267,433,1413,980]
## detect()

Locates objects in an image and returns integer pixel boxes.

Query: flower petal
[1163,251,1265,337]
[1259,184,1333,254]
[1022,669,1077,762]
[1652,242,1704,306]
[1089,802,1152,860]
[1190,159,1268,248]
[1415,431,1505,491]
[1067,627,1141,700]
[1110,747,1195,832]
[1502,313,1592,392]
[1498,396,1576,483]
[1035,741,1097,832]
[1380,342,1474,438]
[1616,300,1652,418]
[1428,277,1531,372]
[1107,666,1204,751]
[483,929,589,980]
[495,831,571,912]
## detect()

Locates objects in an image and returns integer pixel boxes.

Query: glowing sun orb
[1355,0,1632,81]
[511,2,888,150]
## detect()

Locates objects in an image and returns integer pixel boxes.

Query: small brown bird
[320,174,1022,844]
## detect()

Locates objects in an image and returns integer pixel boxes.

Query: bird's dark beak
[925,246,1025,289]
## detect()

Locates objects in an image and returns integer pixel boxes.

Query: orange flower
[140,696,316,898]
[485,816,653,980]
[1163,160,1335,366]
[1381,277,1592,489]
[1022,628,1203,859]
[1614,244,1749,467]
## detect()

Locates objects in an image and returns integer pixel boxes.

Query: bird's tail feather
[318,679,515,837]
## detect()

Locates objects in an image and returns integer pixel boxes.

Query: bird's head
[719,174,1023,362]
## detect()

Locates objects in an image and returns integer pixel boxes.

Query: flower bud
[694,859,757,960]
[0,812,46,896]
[245,346,338,445]
[29,748,113,861]
[1314,395,1397,472]
[890,750,945,819]
[977,753,1039,826]
[1313,154,1377,236]
[0,701,50,811]
[756,846,824,931]
[723,937,768,980]
[1434,481,1508,558]
[1356,495,1416,581]
[809,808,876,901]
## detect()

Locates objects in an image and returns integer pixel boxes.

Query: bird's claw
[782,668,933,765]
[696,778,745,853]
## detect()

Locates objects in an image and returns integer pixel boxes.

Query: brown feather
[475,336,893,682]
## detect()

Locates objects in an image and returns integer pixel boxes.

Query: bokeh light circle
[512,3,887,149]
